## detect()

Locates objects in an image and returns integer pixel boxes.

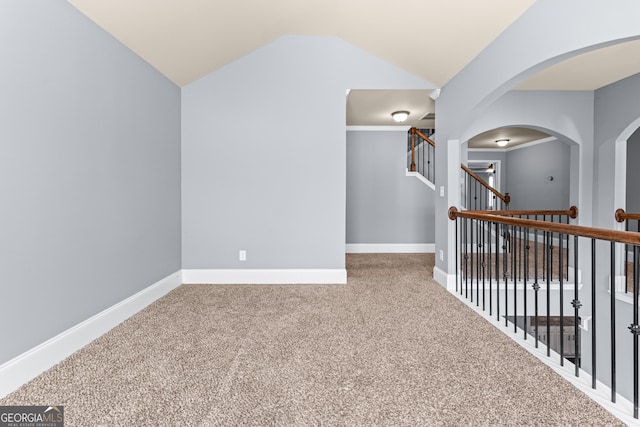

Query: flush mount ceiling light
[391,111,410,123]
[495,139,510,147]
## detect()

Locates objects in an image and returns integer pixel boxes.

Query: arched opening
[465,126,578,212]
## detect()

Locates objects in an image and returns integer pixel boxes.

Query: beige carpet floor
[0,254,624,426]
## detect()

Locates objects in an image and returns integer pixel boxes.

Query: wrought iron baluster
[611,241,617,403]
[524,223,529,340]
[631,246,639,418]
[572,235,580,376]
[513,222,518,333]
[481,220,486,310]
[505,225,510,327]
[534,218,540,349]
[464,218,469,297]
[591,239,596,389]
[455,217,459,293]
[487,223,498,316]
[559,233,564,366]
[471,218,475,303]
[546,231,551,357]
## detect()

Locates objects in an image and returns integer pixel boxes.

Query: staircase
[406,127,510,210]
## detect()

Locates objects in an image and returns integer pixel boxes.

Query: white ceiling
[347,90,435,128]
[467,127,551,149]
[67,1,640,139]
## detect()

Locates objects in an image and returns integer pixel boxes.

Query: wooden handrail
[615,208,640,223]
[460,164,511,205]
[448,206,640,246]
[413,128,435,147]
[473,206,578,218]
[408,127,436,176]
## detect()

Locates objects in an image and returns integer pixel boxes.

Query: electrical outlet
[439,250,444,261]
[439,186,445,197]
[239,250,247,261]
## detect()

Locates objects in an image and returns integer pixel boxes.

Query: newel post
[410,127,416,172]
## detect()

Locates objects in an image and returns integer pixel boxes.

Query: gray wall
[181,35,431,270]
[0,2,181,364]
[626,127,640,213]
[462,90,593,222]
[346,131,435,244]
[505,140,571,210]
[434,0,639,273]
[594,71,640,401]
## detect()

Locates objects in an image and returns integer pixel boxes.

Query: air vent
[420,112,435,120]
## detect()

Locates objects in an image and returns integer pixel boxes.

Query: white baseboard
[182,269,347,284]
[433,266,457,290]
[346,244,435,254]
[0,271,182,399]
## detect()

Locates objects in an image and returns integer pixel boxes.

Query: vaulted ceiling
[67,1,640,136]
[68,0,536,87]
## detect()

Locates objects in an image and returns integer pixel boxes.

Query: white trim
[433,266,457,290]
[405,169,436,190]
[346,126,410,132]
[182,269,347,284]
[0,271,182,399]
[452,288,636,426]
[468,136,558,153]
[346,243,434,253]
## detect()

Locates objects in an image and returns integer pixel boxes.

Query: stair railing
[616,208,640,294]
[461,164,510,210]
[408,128,435,183]
[449,206,640,419]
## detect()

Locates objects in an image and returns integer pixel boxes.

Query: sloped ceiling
[67,0,535,87]
[67,1,640,133]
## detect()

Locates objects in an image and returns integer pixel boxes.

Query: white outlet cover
[239,250,247,261]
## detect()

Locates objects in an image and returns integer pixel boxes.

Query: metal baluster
[534,217,540,348]
[546,231,552,357]
[455,217,459,293]
[543,215,547,280]
[497,222,502,322]
[626,221,630,293]
[524,224,529,340]
[550,215,555,282]
[591,239,596,388]
[566,215,570,281]
[467,175,471,211]
[513,222,518,333]
[560,233,564,366]
[464,218,468,297]
[474,180,478,210]
[572,235,580,376]
[518,218,522,282]
[471,218,475,303]
[476,218,481,306]
[489,220,493,315]
[428,143,431,182]
[482,220,486,310]
[631,246,639,418]
[611,241,617,403]
[505,225,510,327]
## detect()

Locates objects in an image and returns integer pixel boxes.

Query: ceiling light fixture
[495,139,510,147]
[391,111,410,123]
